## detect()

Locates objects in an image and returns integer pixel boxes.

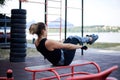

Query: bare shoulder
[34,39,39,47]
[45,39,63,47]
[45,39,64,51]
[46,39,61,44]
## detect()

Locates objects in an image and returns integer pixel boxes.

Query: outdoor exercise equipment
[10,9,27,62]
[0,69,14,80]
[66,66,118,80]
[25,61,118,80]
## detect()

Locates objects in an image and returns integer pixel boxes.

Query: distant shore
[26,32,120,43]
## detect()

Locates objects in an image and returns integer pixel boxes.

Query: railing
[0,13,11,48]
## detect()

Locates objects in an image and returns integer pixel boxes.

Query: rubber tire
[10,52,26,57]
[11,29,26,33]
[11,38,26,43]
[10,56,26,62]
[11,33,26,38]
[11,19,26,24]
[11,48,26,53]
[11,24,26,29]
[11,14,26,19]
[11,43,26,48]
[11,9,26,14]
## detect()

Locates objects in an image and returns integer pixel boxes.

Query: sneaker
[86,34,98,45]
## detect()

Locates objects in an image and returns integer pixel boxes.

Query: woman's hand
[81,46,88,50]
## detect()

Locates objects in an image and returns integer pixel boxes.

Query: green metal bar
[19,0,22,9]
[81,0,84,55]
[65,0,67,40]
[45,0,47,24]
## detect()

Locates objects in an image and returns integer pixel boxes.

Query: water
[26,32,120,43]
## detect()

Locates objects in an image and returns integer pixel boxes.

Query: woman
[29,22,98,66]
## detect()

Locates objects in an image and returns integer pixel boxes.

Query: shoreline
[26,32,120,43]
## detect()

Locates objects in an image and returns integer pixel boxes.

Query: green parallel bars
[64,0,84,55]
[81,0,84,55]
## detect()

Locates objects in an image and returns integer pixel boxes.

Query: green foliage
[87,42,120,51]
[48,25,120,33]
[67,26,120,33]
[0,0,6,5]
[0,0,10,6]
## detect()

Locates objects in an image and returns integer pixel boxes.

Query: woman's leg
[62,36,81,65]
[64,34,98,45]
[63,34,98,65]
[64,35,90,45]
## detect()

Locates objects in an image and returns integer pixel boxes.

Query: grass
[0,47,40,59]
[0,49,10,59]
[0,42,120,59]
[87,42,120,51]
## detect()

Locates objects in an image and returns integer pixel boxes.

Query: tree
[0,0,6,6]
[0,0,27,5]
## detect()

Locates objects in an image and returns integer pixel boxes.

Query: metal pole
[19,0,22,9]
[45,0,47,24]
[81,0,84,55]
[65,0,67,40]
[4,14,7,43]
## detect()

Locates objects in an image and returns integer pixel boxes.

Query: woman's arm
[45,39,86,51]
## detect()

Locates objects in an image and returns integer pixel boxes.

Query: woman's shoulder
[34,39,39,47]
[35,38,47,47]
[45,39,58,44]
[45,39,64,50]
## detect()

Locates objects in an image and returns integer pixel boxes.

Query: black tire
[11,24,26,29]
[11,9,26,14]
[11,29,26,33]
[10,43,27,48]
[11,38,26,43]
[11,14,26,19]
[10,56,26,62]
[10,52,26,57]
[11,33,26,38]
[11,48,26,53]
[11,19,26,24]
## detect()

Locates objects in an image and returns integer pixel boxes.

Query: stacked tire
[10,9,27,62]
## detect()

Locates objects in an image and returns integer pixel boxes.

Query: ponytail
[29,22,46,36]
[29,23,38,35]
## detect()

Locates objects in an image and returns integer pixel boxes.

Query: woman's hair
[29,22,46,36]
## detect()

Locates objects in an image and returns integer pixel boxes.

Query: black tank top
[36,38,61,65]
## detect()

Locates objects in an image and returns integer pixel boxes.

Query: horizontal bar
[0,19,11,22]
[48,0,62,2]
[27,1,45,4]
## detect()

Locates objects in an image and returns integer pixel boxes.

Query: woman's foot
[86,34,98,45]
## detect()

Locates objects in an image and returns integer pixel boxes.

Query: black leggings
[62,35,90,65]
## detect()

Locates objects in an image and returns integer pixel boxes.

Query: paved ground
[0,48,120,80]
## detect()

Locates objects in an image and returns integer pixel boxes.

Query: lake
[26,32,120,43]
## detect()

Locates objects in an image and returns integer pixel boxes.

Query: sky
[0,0,120,26]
